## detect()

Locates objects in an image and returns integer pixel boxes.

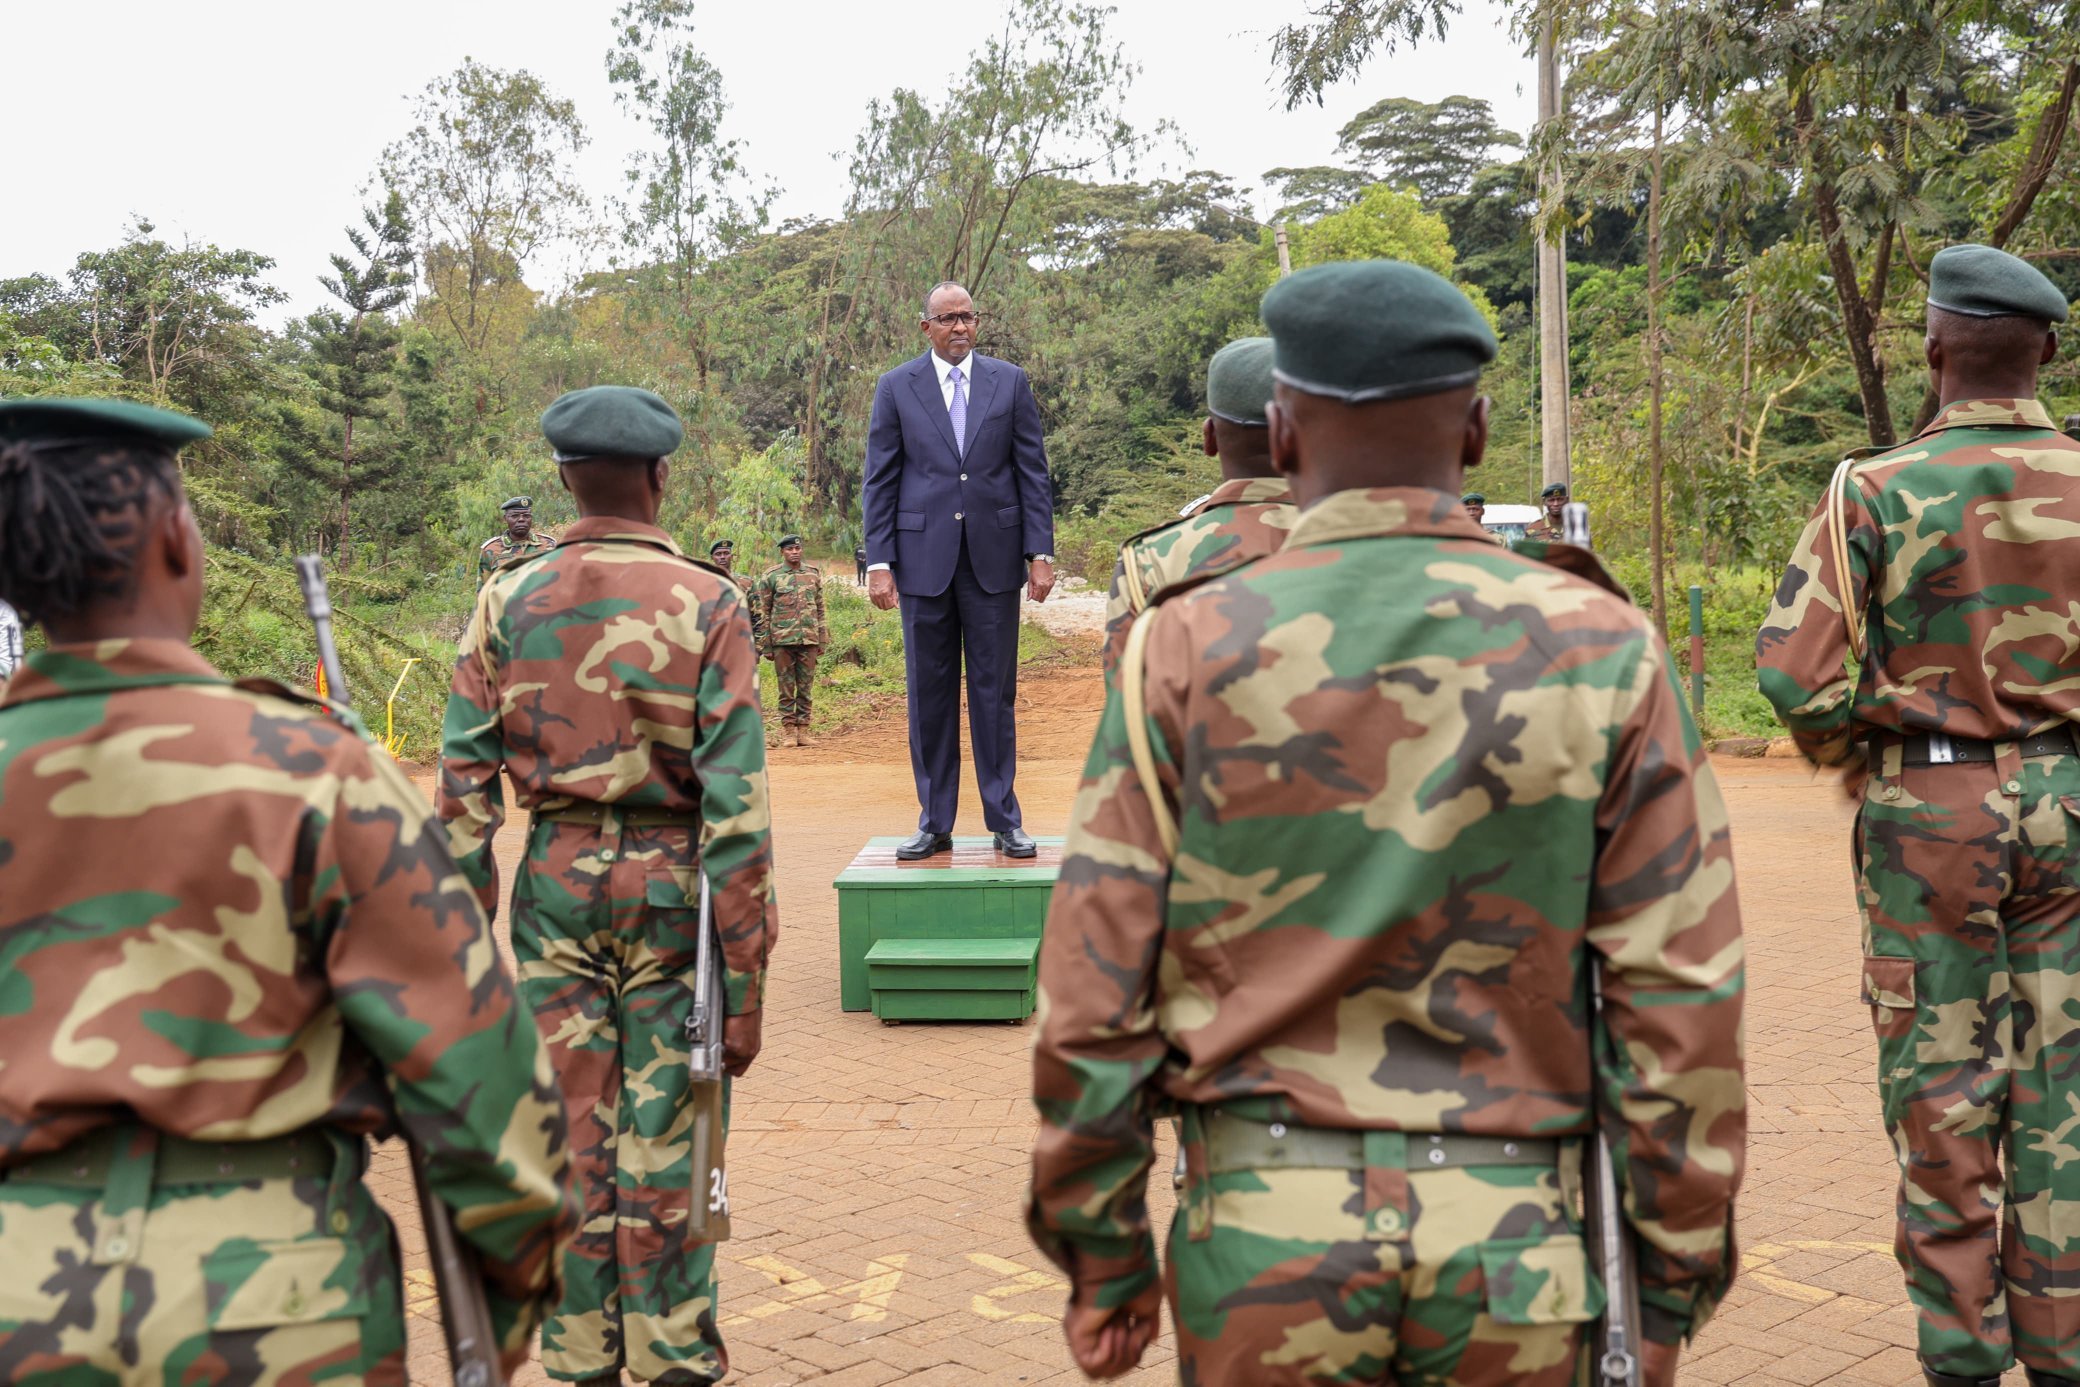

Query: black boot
[2026,1368,2080,1386]
[1922,1367,2001,1387]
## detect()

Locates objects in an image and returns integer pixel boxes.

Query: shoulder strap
[1119,608,1180,858]
[1119,539,1151,614]
[1824,455,1867,662]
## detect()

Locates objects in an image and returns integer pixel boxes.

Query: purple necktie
[948,365,967,456]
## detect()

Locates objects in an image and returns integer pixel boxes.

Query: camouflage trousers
[0,1129,404,1385]
[1167,1139,1598,1384]
[515,817,728,1385]
[771,646,818,727]
[1858,748,2080,1379]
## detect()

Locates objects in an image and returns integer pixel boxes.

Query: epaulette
[1117,512,1193,559]
[231,676,373,735]
[494,543,560,576]
[1143,558,1251,610]
[479,535,505,552]
[1508,540,1633,602]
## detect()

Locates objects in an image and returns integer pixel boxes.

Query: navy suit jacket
[861,351,1054,598]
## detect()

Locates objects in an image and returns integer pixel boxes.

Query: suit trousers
[899,538,1022,834]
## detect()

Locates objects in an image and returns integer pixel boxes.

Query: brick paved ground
[380,694,2013,1385]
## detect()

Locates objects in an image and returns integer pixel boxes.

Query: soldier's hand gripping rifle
[1558,506,1645,1387]
[684,869,732,1242]
[294,555,506,1387]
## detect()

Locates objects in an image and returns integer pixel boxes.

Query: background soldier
[708,537,736,577]
[0,397,575,1380]
[440,385,778,1386]
[1461,490,1486,525]
[1525,481,1570,540]
[1758,244,2080,1387]
[756,533,829,748]
[1028,261,1745,1387]
[478,493,558,587]
[1099,336,1297,683]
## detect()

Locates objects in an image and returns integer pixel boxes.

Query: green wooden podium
[834,836,1062,1021]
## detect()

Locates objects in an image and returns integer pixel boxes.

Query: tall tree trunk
[1648,106,1668,636]
[1798,92,1895,447]
[339,412,355,565]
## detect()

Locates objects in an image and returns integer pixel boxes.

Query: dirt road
[380,656,1967,1386]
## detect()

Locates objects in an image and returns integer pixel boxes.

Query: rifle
[294,555,505,1387]
[684,869,732,1242]
[1558,505,1645,1387]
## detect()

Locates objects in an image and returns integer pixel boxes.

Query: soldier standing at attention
[479,493,558,588]
[1461,489,1486,525]
[756,534,829,747]
[1028,261,1746,1387]
[1758,245,2080,1387]
[1525,481,1570,541]
[440,385,778,1386]
[1099,337,1297,683]
[0,398,576,1380]
[707,537,736,578]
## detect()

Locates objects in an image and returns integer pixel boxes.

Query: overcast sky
[8,0,1532,321]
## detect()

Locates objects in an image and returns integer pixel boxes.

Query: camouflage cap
[1462,492,1486,505]
[0,396,211,447]
[1206,337,1275,426]
[1542,482,1569,498]
[1928,244,2070,323]
[501,496,532,511]
[541,385,684,462]
[1263,260,1497,404]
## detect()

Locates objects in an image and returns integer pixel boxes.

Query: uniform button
[102,1237,128,1259]
[331,1210,351,1234]
[282,1290,306,1316]
[1267,1123,1287,1139]
[600,849,618,863]
[1371,1208,1403,1235]
[954,512,964,521]
[1427,1147,1447,1165]
[960,473,968,481]
[2006,780,2022,794]
[1503,1141,1520,1157]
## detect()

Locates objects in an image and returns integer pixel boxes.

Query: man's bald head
[1926,306,2058,407]
[1268,381,1489,507]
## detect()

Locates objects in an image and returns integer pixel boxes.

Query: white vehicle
[1479,502,1542,546]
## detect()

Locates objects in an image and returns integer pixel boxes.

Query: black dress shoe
[994,827,1037,858]
[1924,1367,2002,1387]
[2027,1368,2080,1386]
[895,830,953,861]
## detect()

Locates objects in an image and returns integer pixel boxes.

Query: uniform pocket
[1478,1235,1605,1326]
[997,504,1020,529]
[896,511,925,531]
[1862,954,1919,1123]
[204,1237,369,1330]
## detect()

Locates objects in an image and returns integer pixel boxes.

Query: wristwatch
[1027,553,1054,563]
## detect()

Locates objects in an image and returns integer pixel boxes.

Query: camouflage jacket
[1524,518,1564,542]
[1029,487,1746,1340]
[1099,477,1298,683]
[0,639,577,1340]
[1758,399,2080,766]
[754,563,828,650]
[440,517,778,1013]
[478,530,558,587]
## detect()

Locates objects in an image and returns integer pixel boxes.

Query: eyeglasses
[925,311,978,328]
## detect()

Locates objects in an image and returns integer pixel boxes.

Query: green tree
[382,58,589,357]
[1337,95,1520,201]
[304,192,415,556]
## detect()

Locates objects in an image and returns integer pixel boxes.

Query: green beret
[501,495,532,511]
[1206,337,1275,426]
[1928,244,2070,324]
[541,385,684,462]
[1541,482,1569,498]
[0,396,211,448]
[708,539,733,555]
[1263,260,1497,404]
[1462,493,1486,505]
[778,534,803,548]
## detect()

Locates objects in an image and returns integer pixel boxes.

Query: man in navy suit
[863,281,1055,859]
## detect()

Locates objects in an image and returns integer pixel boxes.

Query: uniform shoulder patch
[479,535,506,552]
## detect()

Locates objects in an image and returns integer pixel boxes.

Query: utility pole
[1536,18,1573,491]
[1275,224,1293,277]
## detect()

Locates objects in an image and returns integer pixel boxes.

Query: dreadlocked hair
[0,435,179,625]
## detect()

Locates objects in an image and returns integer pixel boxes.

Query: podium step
[866,937,1040,1021]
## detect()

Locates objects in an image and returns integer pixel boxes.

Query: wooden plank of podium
[833,835,1063,1017]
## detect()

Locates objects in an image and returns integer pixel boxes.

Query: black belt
[1871,727,2079,768]
[2,1127,334,1189]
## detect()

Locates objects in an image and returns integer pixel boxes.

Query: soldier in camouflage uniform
[1758,244,2080,1387]
[1029,261,1745,1387]
[1100,337,1296,684]
[479,494,559,588]
[1524,482,1569,541]
[0,397,577,1383]
[441,386,779,1385]
[755,534,828,748]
